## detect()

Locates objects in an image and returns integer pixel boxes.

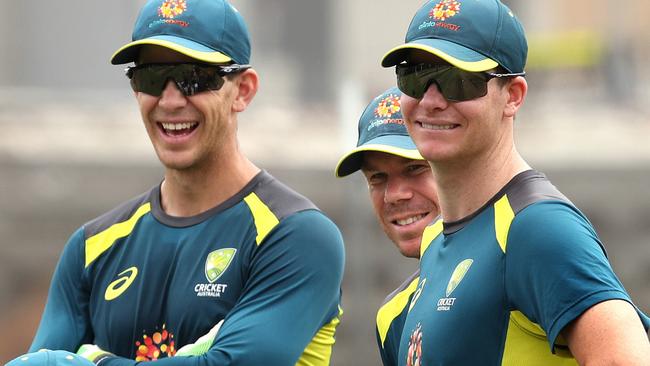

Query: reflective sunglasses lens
[397,71,427,99]
[396,65,489,102]
[174,65,225,96]
[435,69,489,101]
[129,67,168,96]
[128,64,225,96]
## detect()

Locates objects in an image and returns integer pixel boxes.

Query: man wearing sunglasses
[335,87,439,366]
[380,0,650,365]
[23,1,345,365]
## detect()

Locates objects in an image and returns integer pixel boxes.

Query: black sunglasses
[125,63,251,96]
[396,63,525,102]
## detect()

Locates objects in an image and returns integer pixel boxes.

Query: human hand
[175,319,224,357]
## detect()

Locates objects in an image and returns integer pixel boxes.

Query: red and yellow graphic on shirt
[406,323,423,366]
[135,324,176,361]
[375,94,401,118]
[430,0,461,21]
[158,0,187,19]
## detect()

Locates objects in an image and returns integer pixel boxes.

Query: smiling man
[21,1,345,365]
[381,0,650,364]
[336,87,439,365]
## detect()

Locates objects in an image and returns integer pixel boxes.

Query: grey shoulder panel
[253,171,319,220]
[443,171,577,235]
[505,170,573,214]
[381,270,420,306]
[83,188,154,239]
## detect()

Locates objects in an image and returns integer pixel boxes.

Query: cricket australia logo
[194,248,236,298]
[437,259,473,311]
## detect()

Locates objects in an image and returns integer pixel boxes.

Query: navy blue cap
[111,0,251,65]
[382,0,527,73]
[5,351,95,366]
[335,87,423,178]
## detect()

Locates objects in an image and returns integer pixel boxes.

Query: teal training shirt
[30,171,345,366]
[399,170,650,365]
[376,271,419,366]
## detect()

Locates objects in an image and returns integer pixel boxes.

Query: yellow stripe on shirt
[420,219,443,258]
[85,203,151,267]
[244,192,280,245]
[376,277,420,347]
[494,195,515,253]
[297,306,343,366]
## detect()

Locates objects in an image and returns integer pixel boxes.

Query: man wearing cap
[23,0,345,365]
[335,87,439,366]
[380,0,650,364]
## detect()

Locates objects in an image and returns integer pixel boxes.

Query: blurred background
[1,0,649,364]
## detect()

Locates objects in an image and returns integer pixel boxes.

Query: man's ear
[503,76,527,118]
[232,69,259,112]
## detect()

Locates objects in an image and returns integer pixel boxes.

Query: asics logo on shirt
[105,266,139,301]
[409,278,427,312]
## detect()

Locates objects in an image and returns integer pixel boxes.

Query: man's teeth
[162,122,197,131]
[421,123,455,130]
[396,214,425,226]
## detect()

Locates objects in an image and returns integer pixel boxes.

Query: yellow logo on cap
[158,0,187,19]
[430,0,461,21]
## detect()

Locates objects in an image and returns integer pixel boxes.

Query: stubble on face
[399,78,512,167]
[135,47,240,173]
[380,200,436,258]
[363,152,439,258]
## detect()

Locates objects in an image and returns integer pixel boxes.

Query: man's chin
[394,239,421,259]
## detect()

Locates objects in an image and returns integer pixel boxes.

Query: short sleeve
[505,201,647,351]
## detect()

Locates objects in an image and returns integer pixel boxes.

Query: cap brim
[335,135,423,178]
[110,35,233,65]
[6,350,96,366]
[381,38,498,72]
